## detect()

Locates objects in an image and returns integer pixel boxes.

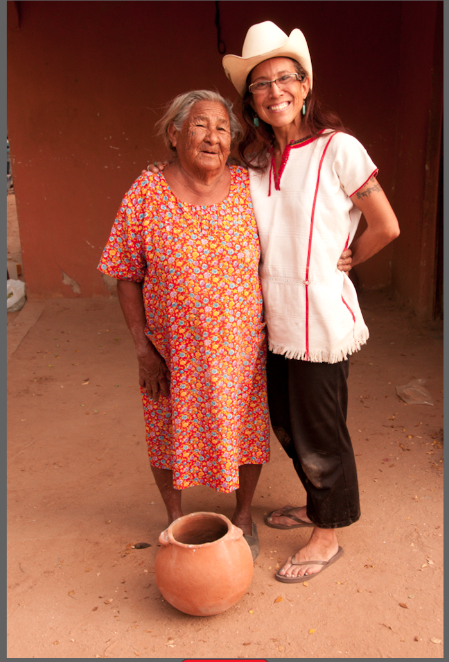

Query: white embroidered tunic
[249,130,378,363]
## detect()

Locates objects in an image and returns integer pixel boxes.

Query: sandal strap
[283,511,308,525]
[291,559,327,566]
[273,507,308,525]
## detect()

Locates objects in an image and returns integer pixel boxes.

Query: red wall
[389,1,443,318]
[7,1,442,313]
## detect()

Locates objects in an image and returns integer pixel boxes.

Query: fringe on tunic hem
[268,328,369,363]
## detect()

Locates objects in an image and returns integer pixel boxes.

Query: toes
[289,557,315,578]
[269,506,291,519]
[287,565,303,578]
[302,565,320,578]
[288,562,304,578]
[277,556,293,576]
[278,556,324,578]
[279,558,306,578]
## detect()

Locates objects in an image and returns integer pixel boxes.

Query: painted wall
[7,1,442,316]
[389,1,443,319]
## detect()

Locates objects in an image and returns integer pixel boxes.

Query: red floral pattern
[98,166,270,493]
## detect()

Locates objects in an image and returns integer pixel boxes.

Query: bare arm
[116,280,170,401]
[349,176,400,267]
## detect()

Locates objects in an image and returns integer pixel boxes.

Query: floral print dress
[98,166,270,493]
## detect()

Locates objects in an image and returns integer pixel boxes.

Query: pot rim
[162,511,242,548]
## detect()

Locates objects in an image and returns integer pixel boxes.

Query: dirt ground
[7,189,444,658]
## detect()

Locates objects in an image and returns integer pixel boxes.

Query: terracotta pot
[155,511,253,616]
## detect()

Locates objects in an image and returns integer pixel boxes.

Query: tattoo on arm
[356,176,383,199]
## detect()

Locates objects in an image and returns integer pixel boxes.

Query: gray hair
[155,90,243,156]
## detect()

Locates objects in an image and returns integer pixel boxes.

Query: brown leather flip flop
[275,546,344,583]
[264,506,314,530]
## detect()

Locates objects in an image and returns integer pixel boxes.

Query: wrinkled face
[249,57,309,129]
[168,101,232,173]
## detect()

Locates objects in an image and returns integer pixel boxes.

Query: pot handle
[228,523,244,541]
[158,529,170,546]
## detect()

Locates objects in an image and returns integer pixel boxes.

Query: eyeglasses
[248,72,305,95]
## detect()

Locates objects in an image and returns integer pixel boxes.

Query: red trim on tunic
[289,129,326,149]
[268,156,274,197]
[304,132,337,360]
[342,295,356,340]
[269,129,328,193]
[349,168,379,197]
[341,216,355,339]
[275,144,292,190]
[341,295,356,323]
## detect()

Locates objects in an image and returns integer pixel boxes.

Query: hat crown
[242,21,289,59]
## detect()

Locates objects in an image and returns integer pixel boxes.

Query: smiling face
[249,57,310,132]
[168,101,232,175]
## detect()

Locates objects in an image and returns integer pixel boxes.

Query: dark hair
[238,59,350,171]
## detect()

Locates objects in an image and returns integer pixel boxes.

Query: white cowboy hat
[223,21,313,96]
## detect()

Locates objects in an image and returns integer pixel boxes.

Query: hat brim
[223,30,313,96]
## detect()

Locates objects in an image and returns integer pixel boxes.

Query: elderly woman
[222,22,400,582]
[98,90,270,560]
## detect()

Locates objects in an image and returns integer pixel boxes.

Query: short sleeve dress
[98,165,270,493]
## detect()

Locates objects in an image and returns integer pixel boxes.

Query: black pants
[267,350,360,529]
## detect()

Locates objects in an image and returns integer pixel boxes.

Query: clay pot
[155,512,253,616]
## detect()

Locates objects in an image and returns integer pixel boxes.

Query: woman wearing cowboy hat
[223,21,399,583]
